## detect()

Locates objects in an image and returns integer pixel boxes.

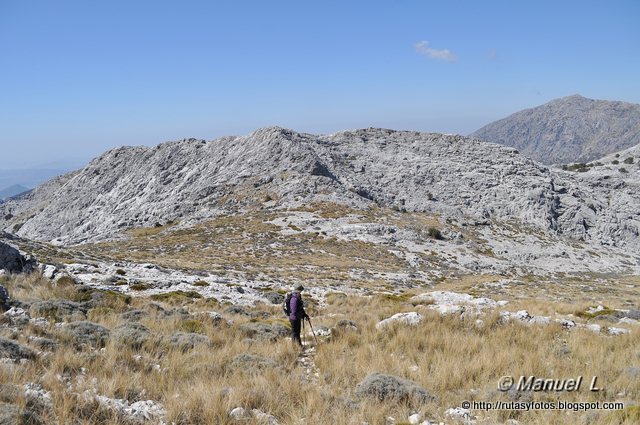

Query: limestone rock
[376,312,424,330]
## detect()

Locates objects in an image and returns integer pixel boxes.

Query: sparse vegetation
[0,274,636,424]
[192,280,210,287]
[130,282,152,291]
[115,269,126,276]
[562,162,591,172]
[427,227,443,240]
[623,157,634,164]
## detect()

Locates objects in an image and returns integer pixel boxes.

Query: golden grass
[1,273,637,424]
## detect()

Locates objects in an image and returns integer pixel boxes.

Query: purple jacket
[288,292,307,321]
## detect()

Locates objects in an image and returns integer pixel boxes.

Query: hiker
[284,285,308,347]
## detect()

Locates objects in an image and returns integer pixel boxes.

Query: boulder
[41,264,57,280]
[376,312,424,330]
[355,373,435,404]
[0,241,36,273]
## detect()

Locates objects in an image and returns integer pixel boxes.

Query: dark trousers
[290,319,302,346]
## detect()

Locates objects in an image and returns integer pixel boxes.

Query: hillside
[471,95,640,165]
[1,126,639,253]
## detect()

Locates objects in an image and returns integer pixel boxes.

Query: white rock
[42,264,57,280]
[618,317,639,325]
[514,310,532,321]
[229,407,250,420]
[608,327,630,336]
[4,307,29,320]
[587,305,605,314]
[408,413,422,424]
[24,383,53,409]
[585,324,601,333]
[528,315,550,325]
[428,304,464,315]
[444,407,473,422]
[251,408,280,425]
[558,319,576,329]
[376,312,424,330]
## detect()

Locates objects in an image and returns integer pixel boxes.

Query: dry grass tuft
[0,273,637,424]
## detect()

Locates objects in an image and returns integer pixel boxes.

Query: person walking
[284,285,308,348]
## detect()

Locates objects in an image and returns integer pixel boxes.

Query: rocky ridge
[1,126,639,256]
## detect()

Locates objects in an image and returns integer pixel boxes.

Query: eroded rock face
[1,126,638,253]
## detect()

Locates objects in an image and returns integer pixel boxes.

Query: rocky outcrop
[1,126,639,251]
[0,240,36,273]
[471,94,640,165]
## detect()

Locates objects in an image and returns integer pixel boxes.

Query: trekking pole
[301,317,305,347]
[306,317,319,345]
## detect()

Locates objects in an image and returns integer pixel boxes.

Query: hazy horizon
[1,0,639,169]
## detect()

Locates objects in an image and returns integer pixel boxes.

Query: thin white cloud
[414,40,457,62]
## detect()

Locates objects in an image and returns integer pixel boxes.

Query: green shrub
[427,227,443,240]
[56,275,77,286]
[115,269,126,276]
[612,160,619,165]
[192,280,209,287]
[130,283,151,291]
[623,157,634,164]
[150,290,203,302]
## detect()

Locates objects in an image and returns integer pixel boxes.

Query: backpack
[282,293,293,316]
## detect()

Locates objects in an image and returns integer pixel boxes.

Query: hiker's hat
[295,285,304,291]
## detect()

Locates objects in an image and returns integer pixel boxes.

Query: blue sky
[1,0,639,169]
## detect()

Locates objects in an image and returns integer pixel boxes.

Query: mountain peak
[471,96,640,164]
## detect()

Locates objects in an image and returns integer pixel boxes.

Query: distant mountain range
[471,95,640,165]
[0,168,70,192]
[0,184,29,201]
